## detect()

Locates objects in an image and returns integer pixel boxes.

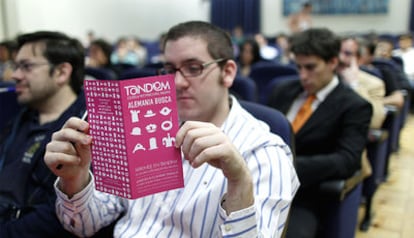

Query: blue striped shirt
[55,97,299,237]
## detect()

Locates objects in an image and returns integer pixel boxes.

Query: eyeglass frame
[158,58,227,78]
[11,61,52,73]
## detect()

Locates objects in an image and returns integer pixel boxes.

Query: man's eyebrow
[164,58,201,65]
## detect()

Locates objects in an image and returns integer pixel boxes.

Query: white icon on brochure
[131,127,142,135]
[162,133,175,147]
[130,110,140,122]
[145,124,157,133]
[149,137,158,150]
[160,107,172,116]
[132,143,146,153]
[144,110,156,117]
[161,118,173,131]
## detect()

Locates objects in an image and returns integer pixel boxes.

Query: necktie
[292,94,316,133]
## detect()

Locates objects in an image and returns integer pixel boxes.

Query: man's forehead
[18,42,45,57]
[295,54,322,62]
[164,37,210,63]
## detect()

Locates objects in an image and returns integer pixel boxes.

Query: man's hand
[339,57,360,85]
[175,121,254,214]
[44,117,92,197]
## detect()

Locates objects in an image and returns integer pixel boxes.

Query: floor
[355,113,414,238]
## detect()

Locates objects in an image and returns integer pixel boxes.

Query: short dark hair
[303,2,312,8]
[163,21,234,66]
[290,28,340,62]
[90,39,113,67]
[0,40,17,59]
[16,31,85,94]
[238,38,262,66]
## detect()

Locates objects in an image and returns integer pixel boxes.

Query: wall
[4,0,211,42]
[0,0,411,42]
[262,0,411,36]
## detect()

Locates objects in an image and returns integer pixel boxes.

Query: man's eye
[186,65,201,73]
[22,64,31,70]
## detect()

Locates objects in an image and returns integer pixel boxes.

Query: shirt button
[225,224,232,232]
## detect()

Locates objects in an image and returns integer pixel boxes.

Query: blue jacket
[0,92,85,237]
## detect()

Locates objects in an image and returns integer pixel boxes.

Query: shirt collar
[314,75,339,102]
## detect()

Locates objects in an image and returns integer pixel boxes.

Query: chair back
[249,62,298,103]
[0,83,21,131]
[230,76,257,102]
[239,100,294,148]
[359,65,383,79]
[119,67,157,80]
[262,75,299,104]
[85,67,117,80]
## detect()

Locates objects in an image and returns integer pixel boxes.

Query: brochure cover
[84,75,184,199]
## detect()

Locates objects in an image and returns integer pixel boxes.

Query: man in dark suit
[268,28,372,238]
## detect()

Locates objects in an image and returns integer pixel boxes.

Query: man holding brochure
[44,21,299,237]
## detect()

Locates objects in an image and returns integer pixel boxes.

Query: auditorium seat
[248,61,298,103]
[0,82,21,131]
[230,76,258,102]
[119,67,157,80]
[85,67,117,80]
[360,128,389,231]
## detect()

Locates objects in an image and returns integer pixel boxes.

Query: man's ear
[53,62,73,85]
[221,59,238,88]
[329,57,339,71]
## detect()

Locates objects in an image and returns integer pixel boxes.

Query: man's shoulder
[358,70,384,85]
[333,82,372,106]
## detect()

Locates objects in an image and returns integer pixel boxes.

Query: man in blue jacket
[0,31,85,237]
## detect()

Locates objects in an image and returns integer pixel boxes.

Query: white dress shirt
[54,96,299,238]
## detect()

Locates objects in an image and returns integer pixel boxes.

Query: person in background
[237,38,262,76]
[372,38,407,109]
[275,32,294,65]
[86,38,119,78]
[337,36,386,129]
[111,36,148,68]
[0,40,17,82]
[231,25,245,48]
[288,2,313,34]
[254,33,279,61]
[393,33,414,83]
[268,28,372,238]
[44,20,299,237]
[337,36,387,180]
[0,31,85,237]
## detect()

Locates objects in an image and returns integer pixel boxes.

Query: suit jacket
[352,70,386,129]
[268,78,372,203]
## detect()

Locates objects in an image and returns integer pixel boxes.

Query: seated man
[337,36,387,179]
[358,39,405,109]
[337,36,386,129]
[44,21,299,237]
[267,28,372,238]
[0,31,85,237]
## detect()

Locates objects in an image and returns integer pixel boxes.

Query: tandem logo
[124,81,171,96]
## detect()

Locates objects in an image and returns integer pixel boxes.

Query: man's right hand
[44,117,92,198]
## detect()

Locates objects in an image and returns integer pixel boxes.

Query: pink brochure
[84,75,184,199]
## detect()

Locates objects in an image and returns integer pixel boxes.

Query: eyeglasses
[341,50,355,57]
[158,58,226,78]
[12,61,51,73]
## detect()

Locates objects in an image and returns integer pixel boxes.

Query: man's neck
[36,86,77,125]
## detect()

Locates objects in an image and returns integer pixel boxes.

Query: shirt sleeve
[54,173,124,237]
[217,139,299,238]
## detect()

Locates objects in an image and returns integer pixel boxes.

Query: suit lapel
[281,81,303,114]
